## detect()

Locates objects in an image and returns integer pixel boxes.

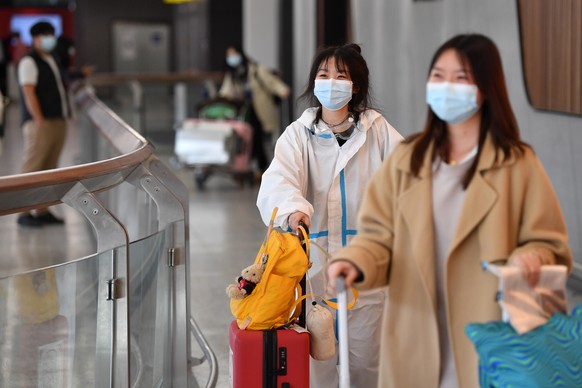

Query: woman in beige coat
[326,34,572,388]
[219,46,290,179]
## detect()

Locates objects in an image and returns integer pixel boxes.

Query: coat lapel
[448,135,500,257]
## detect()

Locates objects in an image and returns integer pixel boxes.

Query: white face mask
[426,82,480,124]
[226,54,242,68]
[313,78,353,111]
[40,35,57,52]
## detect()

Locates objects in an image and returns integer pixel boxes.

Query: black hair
[299,43,373,124]
[30,21,55,37]
[224,45,251,83]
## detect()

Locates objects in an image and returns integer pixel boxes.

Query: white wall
[243,0,279,69]
[351,0,582,276]
[292,1,317,114]
[244,0,316,119]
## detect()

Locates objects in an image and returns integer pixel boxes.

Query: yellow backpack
[230,209,311,330]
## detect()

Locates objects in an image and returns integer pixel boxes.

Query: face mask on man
[314,78,353,111]
[426,82,480,124]
[226,54,242,68]
[40,35,57,52]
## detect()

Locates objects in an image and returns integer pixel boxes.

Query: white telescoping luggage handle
[336,276,350,388]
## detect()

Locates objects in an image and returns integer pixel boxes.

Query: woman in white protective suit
[256,43,403,387]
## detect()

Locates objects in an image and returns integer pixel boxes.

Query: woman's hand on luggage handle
[327,260,361,290]
[508,252,543,288]
[288,211,310,233]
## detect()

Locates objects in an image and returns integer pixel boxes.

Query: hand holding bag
[465,261,579,387]
[465,304,582,387]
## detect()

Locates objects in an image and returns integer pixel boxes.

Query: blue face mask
[226,54,242,68]
[426,82,480,124]
[40,35,57,52]
[314,78,353,111]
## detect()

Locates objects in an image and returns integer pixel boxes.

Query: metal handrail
[0,84,152,216]
[85,70,223,87]
[0,80,219,387]
[189,316,219,388]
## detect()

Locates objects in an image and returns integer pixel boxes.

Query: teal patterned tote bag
[465,304,582,387]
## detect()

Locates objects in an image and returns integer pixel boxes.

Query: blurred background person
[16,21,70,227]
[8,32,29,67]
[0,34,8,153]
[218,46,290,181]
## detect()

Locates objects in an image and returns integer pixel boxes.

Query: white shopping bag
[483,261,568,334]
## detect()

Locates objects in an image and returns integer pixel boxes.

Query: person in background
[0,35,8,152]
[16,21,70,227]
[7,32,28,67]
[218,46,290,181]
[0,34,8,99]
[53,35,75,71]
[257,43,403,387]
[326,33,572,388]
[53,35,94,83]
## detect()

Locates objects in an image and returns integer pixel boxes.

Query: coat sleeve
[385,118,404,156]
[509,150,573,270]
[365,113,403,160]
[330,149,398,290]
[256,125,313,229]
[256,65,290,98]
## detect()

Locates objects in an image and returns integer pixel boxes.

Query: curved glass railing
[0,82,217,387]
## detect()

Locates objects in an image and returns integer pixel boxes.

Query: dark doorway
[317,0,351,47]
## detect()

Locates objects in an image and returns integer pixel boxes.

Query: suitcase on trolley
[229,321,310,388]
[174,118,252,169]
[174,118,253,189]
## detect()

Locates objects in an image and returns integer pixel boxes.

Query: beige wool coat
[332,134,572,388]
[219,62,289,134]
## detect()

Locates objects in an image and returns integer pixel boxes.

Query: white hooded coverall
[257,107,403,387]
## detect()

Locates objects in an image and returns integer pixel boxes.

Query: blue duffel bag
[465,304,582,387]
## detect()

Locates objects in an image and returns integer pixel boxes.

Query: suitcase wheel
[194,169,210,190]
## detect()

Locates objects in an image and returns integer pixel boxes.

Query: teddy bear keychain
[226,263,264,300]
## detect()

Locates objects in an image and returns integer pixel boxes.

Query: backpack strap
[290,287,358,316]
[305,239,360,310]
[297,223,310,257]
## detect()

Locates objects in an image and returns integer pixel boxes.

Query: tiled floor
[1,90,581,388]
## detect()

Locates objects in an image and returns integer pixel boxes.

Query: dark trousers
[247,105,269,171]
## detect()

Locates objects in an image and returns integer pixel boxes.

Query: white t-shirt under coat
[432,147,477,388]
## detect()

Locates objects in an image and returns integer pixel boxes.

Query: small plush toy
[226,263,264,300]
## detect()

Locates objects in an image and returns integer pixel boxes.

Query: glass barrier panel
[97,180,160,242]
[0,250,119,387]
[128,229,173,387]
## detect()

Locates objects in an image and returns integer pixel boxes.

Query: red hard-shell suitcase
[229,321,309,388]
[229,222,310,387]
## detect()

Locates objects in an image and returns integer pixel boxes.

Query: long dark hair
[408,33,528,188]
[224,45,251,83]
[299,43,373,124]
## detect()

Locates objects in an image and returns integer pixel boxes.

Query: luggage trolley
[174,98,255,190]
